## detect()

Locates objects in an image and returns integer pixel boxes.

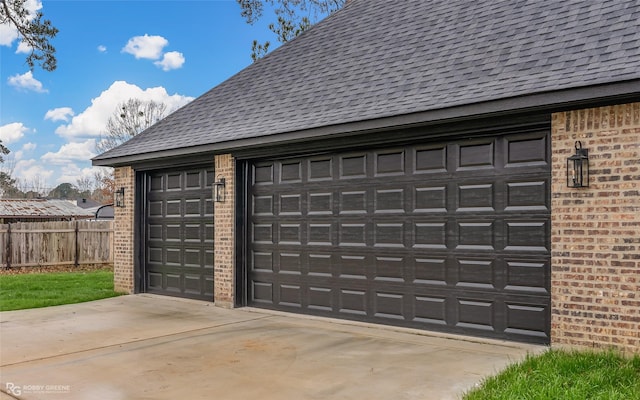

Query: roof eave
[92,79,640,168]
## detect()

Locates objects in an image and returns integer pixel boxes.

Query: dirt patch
[0,264,113,275]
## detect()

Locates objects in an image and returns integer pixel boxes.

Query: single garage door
[247,130,551,343]
[144,166,215,300]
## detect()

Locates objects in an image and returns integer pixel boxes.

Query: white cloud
[0,0,42,46]
[97,45,107,53]
[22,142,37,152]
[45,107,75,122]
[154,51,185,71]
[16,40,33,54]
[0,122,29,143]
[54,80,194,139]
[41,140,97,165]
[0,22,20,47]
[55,165,105,186]
[122,34,168,60]
[13,142,37,160]
[7,71,47,93]
[12,159,54,185]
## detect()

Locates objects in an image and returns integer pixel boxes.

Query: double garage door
[247,130,551,343]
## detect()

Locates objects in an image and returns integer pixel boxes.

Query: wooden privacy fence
[0,220,114,268]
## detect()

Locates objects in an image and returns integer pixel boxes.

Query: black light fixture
[567,141,589,188]
[114,187,126,208]
[213,177,226,202]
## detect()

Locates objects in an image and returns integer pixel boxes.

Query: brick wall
[551,102,640,354]
[113,166,135,293]
[214,154,235,308]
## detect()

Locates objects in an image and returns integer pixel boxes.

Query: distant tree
[92,169,115,204]
[7,176,47,199]
[0,0,58,71]
[75,176,93,198]
[94,99,168,205]
[0,140,17,197]
[0,140,8,162]
[95,98,168,154]
[48,182,79,200]
[237,0,346,61]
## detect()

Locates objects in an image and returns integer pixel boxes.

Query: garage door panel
[308,286,333,311]
[504,259,550,294]
[148,272,163,291]
[456,220,495,250]
[413,256,448,284]
[280,194,302,215]
[279,252,302,274]
[456,140,495,171]
[374,149,405,176]
[184,274,204,295]
[504,301,549,339]
[279,223,302,244]
[456,298,496,331]
[374,188,405,213]
[413,294,448,325]
[505,220,549,251]
[457,183,495,212]
[338,254,368,279]
[251,281,273,304]
[252,251,274,271]
[374,223,405,247]
[252,223,274,244]
[308,253,332,276]
[505,180,549,211]
[504,131,549,168]
[414,186,448,213]
[455,258,496,289]
[165,273,181,292]
[339,289,367,315]
[144,167,214,301]
[279,284,303,307]
[248,132,550,343]
[340,153,368,178]
[414,221,448,249]
[414,145,448,173]
[373,291,405,320]
[373,256,405,282]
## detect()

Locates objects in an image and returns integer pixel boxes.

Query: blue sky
[0,0,278,192]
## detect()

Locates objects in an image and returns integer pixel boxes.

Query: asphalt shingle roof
[94,0,640,165]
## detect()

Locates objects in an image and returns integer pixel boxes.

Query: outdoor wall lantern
[213,177,226,203]
[567,141,589,188]
[114,187,126,208]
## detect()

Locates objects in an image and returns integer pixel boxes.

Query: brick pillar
[214,154,235,308]
[113,166,135,293]
[551,102,640,354]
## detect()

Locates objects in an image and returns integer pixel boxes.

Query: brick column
[113,166,135,293]
[214,154,235,308]
[551,102,640,354]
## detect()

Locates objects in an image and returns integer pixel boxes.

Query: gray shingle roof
[94,0,640,165]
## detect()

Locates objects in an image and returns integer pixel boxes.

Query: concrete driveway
[0,295,545,400]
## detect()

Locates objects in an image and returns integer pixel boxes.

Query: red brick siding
[113,166,135,293]
[214,154,235,308]
[551,102,640,354]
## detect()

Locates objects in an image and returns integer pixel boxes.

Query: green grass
[464,349,640,400]
[0,270,124,311]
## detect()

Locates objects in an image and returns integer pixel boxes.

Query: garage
[247,129,551,343]
[142,166,215,300]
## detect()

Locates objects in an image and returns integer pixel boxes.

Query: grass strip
[464,349,640,400]
[0,269,124,311]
